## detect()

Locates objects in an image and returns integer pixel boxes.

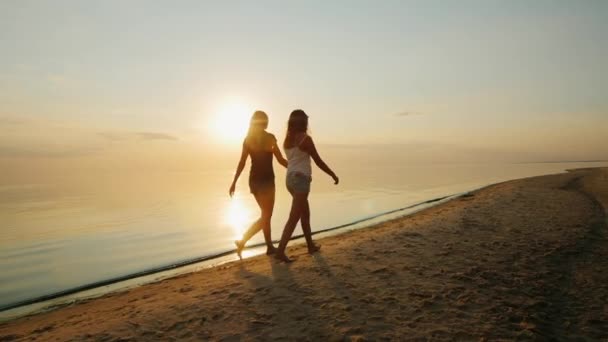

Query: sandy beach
[1,167,607,341]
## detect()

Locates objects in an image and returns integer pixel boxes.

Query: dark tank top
[247,134,275,184]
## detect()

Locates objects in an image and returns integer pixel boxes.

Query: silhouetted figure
[275,109,339,263]
[230,111,288,259]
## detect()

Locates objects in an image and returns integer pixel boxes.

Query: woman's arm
[302,136,339,184]
[271,136,288,168]
[229,140,249,197]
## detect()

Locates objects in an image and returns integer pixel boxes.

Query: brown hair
[283,109,308,149]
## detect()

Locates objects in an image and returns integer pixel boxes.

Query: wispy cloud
[108,108,134,117]
[136,132,178,141]
[0,117,25,125]
[46,73,78,89]
[0,145,101,158]
[15,63,35,72]
[98,131,178,142]
[97,132,130,141]
[393,111,423,117]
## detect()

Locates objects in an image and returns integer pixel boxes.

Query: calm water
[1,157,607,310]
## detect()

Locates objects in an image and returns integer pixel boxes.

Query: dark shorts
[249,178,275,195]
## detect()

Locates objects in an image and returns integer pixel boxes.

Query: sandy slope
[1,168,607,341]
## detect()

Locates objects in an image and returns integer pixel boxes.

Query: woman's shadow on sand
[236,259,331,339]
[235,254,368,339]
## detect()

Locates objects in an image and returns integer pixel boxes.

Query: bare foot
[234,240,244,260]
[274,252,294,263]
[308,244,321,255]
[266,246,277,255]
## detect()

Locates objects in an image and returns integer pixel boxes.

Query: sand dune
[1,168,607,341]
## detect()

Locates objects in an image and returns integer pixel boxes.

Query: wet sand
[1,167,607,341]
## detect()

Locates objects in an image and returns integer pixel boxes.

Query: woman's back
[285,134,312,176]
[247,132,275,181]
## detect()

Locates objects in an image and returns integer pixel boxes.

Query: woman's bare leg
[235,218,260,260]
[257,187,276,254]
[235,187,276,258]
[275,192,307,262]
[300,197,320,254]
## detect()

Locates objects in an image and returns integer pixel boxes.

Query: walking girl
[275,109,339,262]
[229,111,288,258]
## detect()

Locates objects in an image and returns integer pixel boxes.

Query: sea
[1,150,606,313]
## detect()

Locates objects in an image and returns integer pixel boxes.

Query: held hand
[332,174,339,185]
[229,183,236,197]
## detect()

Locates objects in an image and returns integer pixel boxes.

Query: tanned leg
[275,193,306,262]
[300,195,320,254]
[257,187,276,254]
[235,217,261,260]
[235,187,277,259]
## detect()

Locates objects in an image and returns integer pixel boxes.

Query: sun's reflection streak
[224,195,254,241]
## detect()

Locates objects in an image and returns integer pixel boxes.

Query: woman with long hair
[275,109,339,262]
[229,110,288,259]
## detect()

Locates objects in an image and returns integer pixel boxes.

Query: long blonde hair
[247,110,269,150]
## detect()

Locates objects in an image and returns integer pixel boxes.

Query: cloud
[393,111,423,117]
[0,145,101,158]
[98,131,179,142]
[0,117,25,125]
[97,132,130,141]
[15,63,35,71]
[45,73,79,89]
[109,108,131,116]
[136,132,178,141]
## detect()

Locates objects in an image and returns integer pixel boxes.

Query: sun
[211,101,252,143]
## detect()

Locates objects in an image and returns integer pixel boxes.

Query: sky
[1,0,607,176]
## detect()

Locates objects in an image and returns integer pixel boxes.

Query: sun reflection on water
[224,196,254,240]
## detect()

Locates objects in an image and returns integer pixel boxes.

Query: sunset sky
[1,0,607,172]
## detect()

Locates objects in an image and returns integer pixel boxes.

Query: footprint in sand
[32,324,55,334]
[179,285,194,293]
[210,289,227,295]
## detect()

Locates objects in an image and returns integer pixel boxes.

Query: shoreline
[0,168,589,318]
[1,167,607,340]
[0,191,461,317]
[2,164,606,317]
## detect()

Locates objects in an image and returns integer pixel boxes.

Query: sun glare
[211,101,251,143]
[224,196,253,240]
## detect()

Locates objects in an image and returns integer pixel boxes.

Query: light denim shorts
[286,172,311,194]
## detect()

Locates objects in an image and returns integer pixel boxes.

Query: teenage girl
[275,109,339,262]
[229,111,288,258]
